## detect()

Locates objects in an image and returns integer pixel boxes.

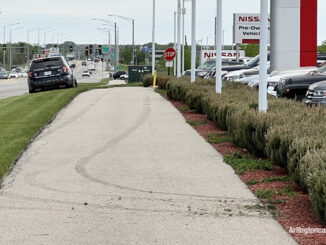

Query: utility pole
[152,0,156,75]
[215,0,223,93]
[177,0,181,78]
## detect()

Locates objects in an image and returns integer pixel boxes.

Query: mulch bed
[166,96,326,245]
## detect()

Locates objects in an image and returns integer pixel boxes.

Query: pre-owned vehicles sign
[233,13,270,44]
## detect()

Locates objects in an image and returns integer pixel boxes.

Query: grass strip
[206,133,233,144]
[224,152,273,175]
[0,79,109,179]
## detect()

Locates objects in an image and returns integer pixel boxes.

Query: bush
[142,74,154,87]
[165,77,326,221]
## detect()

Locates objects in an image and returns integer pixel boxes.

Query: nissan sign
[233,13,270,44]
[200,50,246,65]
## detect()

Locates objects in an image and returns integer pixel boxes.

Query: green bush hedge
[142,74,154,87]
[165,77,326,221]
[142,74,172,89]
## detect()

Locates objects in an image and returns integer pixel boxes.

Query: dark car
[82,61,87,66]
[28,56,77,93]
[113,71,126,79]
[276,66,326,100]
[305,80,326,106]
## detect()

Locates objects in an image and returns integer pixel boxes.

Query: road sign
[103,46,109,53]
[164,48,176,61]
[165,61,173,67]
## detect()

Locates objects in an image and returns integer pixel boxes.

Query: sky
[1,0,326,46]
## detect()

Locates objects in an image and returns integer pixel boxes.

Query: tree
[241,44,260,57]
[318,41,326,53]
[120,45,132,64]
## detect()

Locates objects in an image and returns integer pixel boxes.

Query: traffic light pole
[3,26,5,70]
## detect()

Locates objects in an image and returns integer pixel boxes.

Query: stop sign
[164,48,176,61]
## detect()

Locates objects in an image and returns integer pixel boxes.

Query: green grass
[0,79,109,179]
[246,179,260,185]
[206,133,232,144]
[257,189,275,199]
[187,120,208,127]
[224,152,273,175]
[154,88,167,96]
[179,106,190,112]
[118,64,129,72]
[261,176,292,183]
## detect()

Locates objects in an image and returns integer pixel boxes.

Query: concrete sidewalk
[0,87,296,244]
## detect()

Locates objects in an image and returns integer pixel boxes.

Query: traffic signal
[69,46,73,52]
[89,45,93,55]
[98,45,102,55]
[20,43,24,54]
[85,46,89,56]
[2,44,6,51]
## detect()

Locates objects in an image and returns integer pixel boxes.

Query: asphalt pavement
[0,87,297,244]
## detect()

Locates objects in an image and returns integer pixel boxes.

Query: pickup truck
[275,66,326,100]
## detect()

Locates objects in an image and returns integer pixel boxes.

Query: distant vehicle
[87,62,96,71]
[120,74,128,80]
[0,70,8,79]
[18,72,27,78]
[87,57,93,61]
[70,63,76,68]
[82,61,87,66]
[28,56,77,93]
[8,72,19,79]
[94,57,100,62]
[82,70,90,77]
[113,71,126,79]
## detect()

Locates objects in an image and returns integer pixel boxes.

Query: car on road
[113,70,126,79]
[70,63,76,69]
[82,70,90,77]
[0,70,8,79]
[82,61,87,66]
[120,74,128,80]
[275,66,326,100]
[8,72,19,79]
[28,56,77,93]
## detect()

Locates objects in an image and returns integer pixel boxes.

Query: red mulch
[166,96,326,245]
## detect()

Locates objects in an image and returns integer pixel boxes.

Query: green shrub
[157,75,171,89]
[142,74,153,87]
[166,77,326,221]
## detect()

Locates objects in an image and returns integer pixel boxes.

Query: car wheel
[29,86,35,94]
[121,77,125,80]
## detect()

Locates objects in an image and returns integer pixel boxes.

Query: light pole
[3,22,20,70]
[174,11,177,76]
[215,0,223,94]
[191,0,196,83]
[177,0,181,78]
[38,27,48,54]
[108,14,135,65]
[259,0,269,112]
[152,0,156,75]
[92,18,118,71]
[10,26,24,70]
[27,28,38,66]
[44,29,55,50]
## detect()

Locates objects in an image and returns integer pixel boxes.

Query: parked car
[120,74,128,80]
[0,70,8,79]
[28,56,77,93]
[8,72,19,79]
[113,70,126,79]
[70,63,76,68]
[184,58,219,78]
[223,62,271,82]
[275,66,326,100]
[82,70,90,77]
[305,80,326,106]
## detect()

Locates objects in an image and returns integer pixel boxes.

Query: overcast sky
[1,0,326,46]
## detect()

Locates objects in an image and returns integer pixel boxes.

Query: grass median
[0,79,109,180]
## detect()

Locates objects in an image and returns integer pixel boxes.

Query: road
[0,87,296,244]
[0,60,110,99]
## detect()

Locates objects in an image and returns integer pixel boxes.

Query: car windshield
[31,58,63,70]
[317,66,326,73]
[244,55,260,66]
[198,60,216,70]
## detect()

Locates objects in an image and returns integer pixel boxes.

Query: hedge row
[166,77,326,221]
[142,74,172,89]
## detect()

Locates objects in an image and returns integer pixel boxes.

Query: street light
[44,29,55,49]
[152,0,156,75]
[3,22,20,70]
[38,27,48,54]
[27,28,38,65]
[108,14,135,65]
[10,26,24,70]
[92,18,119,71]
